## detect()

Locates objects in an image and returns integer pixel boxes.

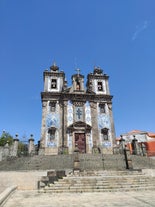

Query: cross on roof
[76,68,80,75]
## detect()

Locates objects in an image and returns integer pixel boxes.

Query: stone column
[28,134,35,155]
[4,142,9,158]
[132,135,139,155]
[12,134,19,157]
[39,101,47,155]
[0,147,3,161]
[73,144,80,172]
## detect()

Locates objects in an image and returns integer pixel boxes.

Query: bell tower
[86,66,110,95]
[86,66,115,153]
[43,63,66,93]
[40,63,66,155]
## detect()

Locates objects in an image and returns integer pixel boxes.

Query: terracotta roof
[120,130,155,139]
[147,132,155,138]
[129,130,146,134]
[122,130,146,136]
[116,137,121,141]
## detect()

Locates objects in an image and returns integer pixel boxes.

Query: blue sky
[0,0,155,142]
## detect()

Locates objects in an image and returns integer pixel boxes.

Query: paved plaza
[2,190,155,207]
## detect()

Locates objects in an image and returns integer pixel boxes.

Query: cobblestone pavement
[0,187,6,194]
[2,190,155,207]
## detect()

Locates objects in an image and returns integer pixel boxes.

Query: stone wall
[0,144,12,161]
[0,138,35,161]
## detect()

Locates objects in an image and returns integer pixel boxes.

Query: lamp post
[120,135,125,154]
[120,135,132,169]
[132,135,138,155]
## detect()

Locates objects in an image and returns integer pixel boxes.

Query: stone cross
[76,108,82,119]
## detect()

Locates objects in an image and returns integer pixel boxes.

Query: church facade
[39,64,116,155]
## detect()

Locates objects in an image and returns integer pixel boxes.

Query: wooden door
[75,133,86,153]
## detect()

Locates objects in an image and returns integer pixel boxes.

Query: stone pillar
[132,135,138,155]
[119,135,125,154]
[0,147,3,161]
[28,134,35,155]
[4,142,9,158]
[92,140,100,154]
[86,132,92,154]
[67,130,73,154]
[40,101,47,152]
[73,144,80,172]
[12,134,19,157]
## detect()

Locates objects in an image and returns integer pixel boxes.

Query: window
[97,81,103,91]
[48,129,56,141]
[101,128,109,140]
[51,79,57,89]
[49,102,56,112]
[76,81,80,90]
[99,104,105,113]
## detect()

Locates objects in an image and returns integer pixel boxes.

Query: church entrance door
[75,133,86,153]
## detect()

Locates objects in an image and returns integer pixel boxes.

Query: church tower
[40,64,115,155]
[86,67,115,153]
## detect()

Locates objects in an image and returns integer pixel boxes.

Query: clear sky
[0,0,155,142]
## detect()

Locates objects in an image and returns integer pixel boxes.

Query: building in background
[117,130,155,156]
[39,64,115,155]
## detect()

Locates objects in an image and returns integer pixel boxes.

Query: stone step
[50,181,155,187]
[67,169,145,176]
[42,186,155,193]
[40,169,155,193]
[48,183,155,190]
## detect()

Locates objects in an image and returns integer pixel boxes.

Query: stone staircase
[39,170,155,193]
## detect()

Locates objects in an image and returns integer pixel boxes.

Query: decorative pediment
[67,121,91,130]
[48,127,57,131]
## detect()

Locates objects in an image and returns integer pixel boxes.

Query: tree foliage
[18,141,28,156]
[0,131,14,146]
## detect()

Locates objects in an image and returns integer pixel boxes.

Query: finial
[94,66,103,74]
[75,68,80,76]
[53,61,56,66]
[50,61,59,71]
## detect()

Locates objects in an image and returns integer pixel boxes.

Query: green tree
[0,131,14,146]
[17,141,28,156]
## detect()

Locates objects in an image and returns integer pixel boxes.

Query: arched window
[48,128,56,141]
[99,103,105,113]
[49,102,56,112]
[51,79,57,89]
[76,81,80,90]
[101,128,109,140]
[97,81,103,91]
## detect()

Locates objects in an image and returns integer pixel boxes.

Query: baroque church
[39,63,116,155]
